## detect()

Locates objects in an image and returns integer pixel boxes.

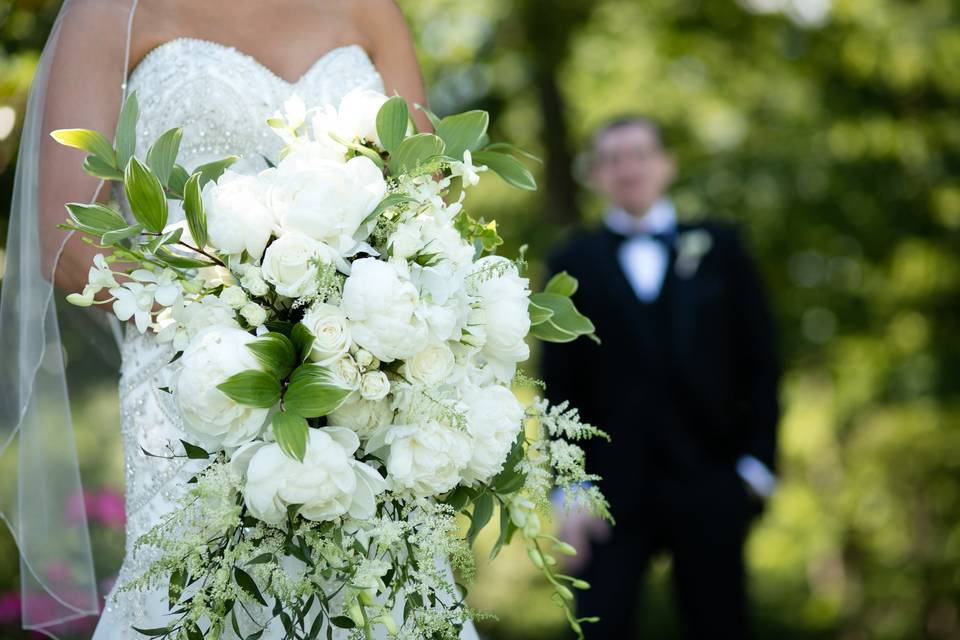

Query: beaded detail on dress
[95,38,384,639]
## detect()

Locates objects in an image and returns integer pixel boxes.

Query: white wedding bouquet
[53,88,610,639]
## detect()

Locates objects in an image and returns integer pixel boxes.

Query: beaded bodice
[101,38,384,638]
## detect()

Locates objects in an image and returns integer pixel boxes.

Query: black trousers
[575,470,753,639]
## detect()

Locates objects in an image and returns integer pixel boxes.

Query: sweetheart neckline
[128,36,377,87]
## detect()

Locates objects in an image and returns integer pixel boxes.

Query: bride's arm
[38,0,132,294]
[356,0,433,133]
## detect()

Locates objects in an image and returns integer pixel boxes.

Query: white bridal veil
[0,0,139,636]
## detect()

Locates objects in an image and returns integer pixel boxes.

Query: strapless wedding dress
[93,38,478,640]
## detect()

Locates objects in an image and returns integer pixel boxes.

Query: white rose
[243,427,386,524]
[468,256,531,382]
[175,327,268,449]
[329,397,394,440]
[341,258,428,362]
[261,231,341,298]
[202,170,275,259]
[359,371,390,401]
[269,156,387,251]
[354,349,377,371]
[240,302,267,327]
[300,303,351,365]
[460,384,525,484]
[384,420,472,496]
[402,343,455,386]
[219,286,248,309]
[331,355,361,390]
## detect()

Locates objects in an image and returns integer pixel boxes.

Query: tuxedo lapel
[664,224,701,366]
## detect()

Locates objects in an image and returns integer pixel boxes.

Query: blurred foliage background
[1,0,958,638]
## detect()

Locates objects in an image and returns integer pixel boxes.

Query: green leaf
[49,129,116,165]
[233,567,268,607]
[436,110,489,160]
[246,332,297,380]
[530,292,595,336]
[290,323,316,362]
[82,154,124,181]
[168,568,187,608]
[216,370,281,408]
[283,365,352,418]
[132,626,175,637]
[272,413,308,462]
[490,504,517,560]
[414,103,441,131]
[115,91,139,169]
[466,493,495,545]
[180,439,210,460]
[64,203,127,234]
[124,157,168,233]
[545,271,579,297]
[102,223,143,245]
[482,141,543,164]
[471,150,537,191]
[528,300,554,326]
[529,319,578,343]
[145,127,182,185]
[183,173,207,247]
[153,247,216,269]
[167,164,190,198]
[329,616,356,629]
[376,95,409,154]
[361,193,416,226]
[142,226,183,254]
[195,156,239,188]
[389,133,445,174]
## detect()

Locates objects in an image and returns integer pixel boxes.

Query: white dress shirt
[605,200,677,303]
[604,199,778,499]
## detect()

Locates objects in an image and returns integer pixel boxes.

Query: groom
[542,116,780,638]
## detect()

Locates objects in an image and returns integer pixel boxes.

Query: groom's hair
[591,115,667,150]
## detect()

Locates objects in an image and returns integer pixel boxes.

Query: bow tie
[609,227,677,246]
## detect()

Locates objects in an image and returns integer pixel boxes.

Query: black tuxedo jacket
[540,221,780,520]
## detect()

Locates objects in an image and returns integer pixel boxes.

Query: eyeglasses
[592,147,665,168]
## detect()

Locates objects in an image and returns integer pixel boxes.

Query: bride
[0,0,477,638]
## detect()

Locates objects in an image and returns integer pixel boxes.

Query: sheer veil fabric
[0,0,140,636]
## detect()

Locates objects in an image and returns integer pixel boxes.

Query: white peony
[300,303,351,365]
[384,420,472,497]
[261,231,341,298]
[460,384,525,484]
[468,256,531,382]
[202,170,275,260]
[402,342,456,386]
[243,427,386,524]
[329,397,394,440]
[175,327,268,449]
[341,258,428,362]
[268,156,386,252]
[412,263,470,343]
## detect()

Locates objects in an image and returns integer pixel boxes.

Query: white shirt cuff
[736,455,777,499]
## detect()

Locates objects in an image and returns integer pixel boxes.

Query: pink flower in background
[0,591,20,623]
[65,489,125,528]
[43,561,72,584]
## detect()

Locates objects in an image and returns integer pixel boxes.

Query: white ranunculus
[329,397,394,440]
[402,342,456,386]
[384,420,472,496]
[359,371,390,401]
[300,303,351,365]
[341,258,428,362]
[460,384,525,484]
[175,327,268,450]
[268,156,386,251]
[261,231,341,298]
[202,170,275,260]
[243,427,386,524]
[468,256,531,382]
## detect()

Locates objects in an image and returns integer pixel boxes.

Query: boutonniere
[674,229,713,278]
